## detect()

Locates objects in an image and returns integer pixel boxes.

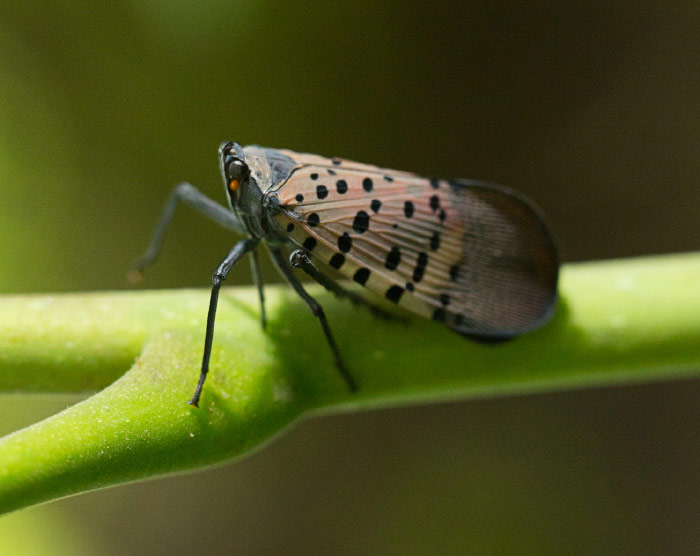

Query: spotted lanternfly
[132,142,559,407]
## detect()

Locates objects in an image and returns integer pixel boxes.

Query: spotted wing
[270,159,558,338]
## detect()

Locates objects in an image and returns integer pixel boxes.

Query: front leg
[189,237,259,407]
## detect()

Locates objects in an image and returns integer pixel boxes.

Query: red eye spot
[229,179,240,192]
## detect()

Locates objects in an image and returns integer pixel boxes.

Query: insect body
[133,142,559,407]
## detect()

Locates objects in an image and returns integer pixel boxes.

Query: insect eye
[224,157,250,192]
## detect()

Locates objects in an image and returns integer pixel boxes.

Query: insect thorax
[234,145,297,244]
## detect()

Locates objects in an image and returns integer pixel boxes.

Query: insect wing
[271,157,558,338]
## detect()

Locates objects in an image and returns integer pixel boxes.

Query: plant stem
[1,253,699,514]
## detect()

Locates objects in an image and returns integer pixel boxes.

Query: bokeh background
[1,3,700,554]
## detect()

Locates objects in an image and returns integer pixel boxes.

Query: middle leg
[288,249,401,322]
[268,246,357,392]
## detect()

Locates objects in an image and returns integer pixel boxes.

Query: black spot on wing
[329,253,345,269]
[370,199,382,213]
[303,237,317,251]
[385,285,404,303]
[353,210,370,233]
[307,213,320,227]
[338,232,352,253]
[385,246,401,270]
[336,179,348,194]
[353,267,370,285]
[413,252,428,282]
[316,185,329,200]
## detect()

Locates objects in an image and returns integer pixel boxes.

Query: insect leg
[249,248,266,330]
[130,182,245,280]
[288,250,399,322]
[268,247,357,392]
[189,237,259,408]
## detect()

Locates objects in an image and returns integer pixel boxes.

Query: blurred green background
[1,2,700,554]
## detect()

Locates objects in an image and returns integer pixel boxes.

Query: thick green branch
[1,253,699,514]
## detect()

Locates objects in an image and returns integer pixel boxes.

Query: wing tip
[449,178,560,340]
[448,290,559,340]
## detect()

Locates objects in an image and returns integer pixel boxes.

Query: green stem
[1,253,699,514]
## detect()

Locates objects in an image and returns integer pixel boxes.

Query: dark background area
[1,3,699,554]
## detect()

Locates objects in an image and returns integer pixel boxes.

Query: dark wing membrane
[272,162,558,339]
[448,180,559,337]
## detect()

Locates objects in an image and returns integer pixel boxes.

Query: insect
[132,142,559,407]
